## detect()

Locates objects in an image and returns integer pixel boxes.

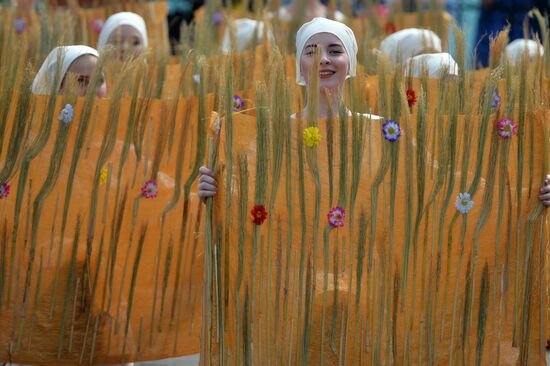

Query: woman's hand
[539,175,550,207]
[198,166,218,200]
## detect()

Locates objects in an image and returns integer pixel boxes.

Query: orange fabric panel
[204,110,548,365]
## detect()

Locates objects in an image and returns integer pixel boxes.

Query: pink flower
[141,180,158,198]
[497,118,517,138]
[327,207,345,228]
[92,19,104,33]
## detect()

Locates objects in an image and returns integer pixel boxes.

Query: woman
[379,28,442,67]
[199,17,376,197]
[199,17,550,205]
[97,12,148,61]
[32,45,107,97]
[404,52,459,78]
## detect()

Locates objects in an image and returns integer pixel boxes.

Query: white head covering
[221,18,273,54]
[504,39,544,65]
[379,28,442,67]
[404,52,459,79]
[97,12,148,50]
[32,45,99,95]
[295,17,357,86]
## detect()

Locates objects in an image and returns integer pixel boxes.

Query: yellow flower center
[461,199,469,206]
[388,127,395,134]
[503,124,511,132]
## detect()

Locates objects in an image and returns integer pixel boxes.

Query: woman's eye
[133,40,140,46]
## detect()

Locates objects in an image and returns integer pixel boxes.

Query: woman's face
[300,32,350,91]
[62,54,107,97]
[106,25,145,61]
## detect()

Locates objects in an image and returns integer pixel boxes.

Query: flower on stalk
[375,4,389,17]
[99,167,108,185]
[406,88,417,108]
[455,192,474,214]
[497,118,517,138]
[58,104,74,124]
[14,18,25,33]
[0,182,10,199]
[382,120,401,142]
[327,207,345,228]
[213,11,224,26]
[251,204,268,225]
[92,19,104,33]
[491,91,500,108]
[303,126,322,148]
[141,180,158,198]
[233,95,244,111]
[384,22,397,35]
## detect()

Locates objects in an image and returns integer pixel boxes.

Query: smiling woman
[295,17,357,119]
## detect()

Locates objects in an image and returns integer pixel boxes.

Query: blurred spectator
[167,0,205,55]
[475,0,549,67]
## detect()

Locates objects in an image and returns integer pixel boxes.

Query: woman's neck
[301,89,345,120]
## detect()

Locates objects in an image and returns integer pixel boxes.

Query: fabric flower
[233,95,244,111]
[58,104,74,124]
[213,11,224,26]
[497,118,517,138]
[99,167,108,185]
[251,204,268,225]
[328,207,345,228]
[141,180,158,198]
[303,126,322,148]
[491,91,500,108]
[92,19,104,33]
[406,88,417,108]
[382,120,401,142]
[384,22,397,35]
[14,18,25,33]
[375,4,389,17]
[0,182,10,199]
[455,192,474,214]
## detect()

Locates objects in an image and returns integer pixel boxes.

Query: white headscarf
[379,28,442,67]
[295,17,357,86]
[32,45,99,95]
[404,52,459,79]
[97,12,148,50]
[504,39,544,65]
[221,18,273,54]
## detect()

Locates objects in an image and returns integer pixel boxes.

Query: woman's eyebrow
[304,44,318,50]
[328,44,343,48]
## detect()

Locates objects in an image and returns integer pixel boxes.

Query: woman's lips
[319,70,336,79]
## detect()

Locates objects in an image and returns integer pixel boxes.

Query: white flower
[455,192,474,214]
[58,104,74,124]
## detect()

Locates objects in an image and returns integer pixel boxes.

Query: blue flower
[14,18,25,33]
[382,120,401,142]
[58,104,74,124]
[213,11,224,26]
[233,95,244,112]
[455,192,474,214]
[491,91,500,108]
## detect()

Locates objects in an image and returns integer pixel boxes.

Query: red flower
[251,204,268,225]
[384,22,397,35]
[406,88,417,108]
